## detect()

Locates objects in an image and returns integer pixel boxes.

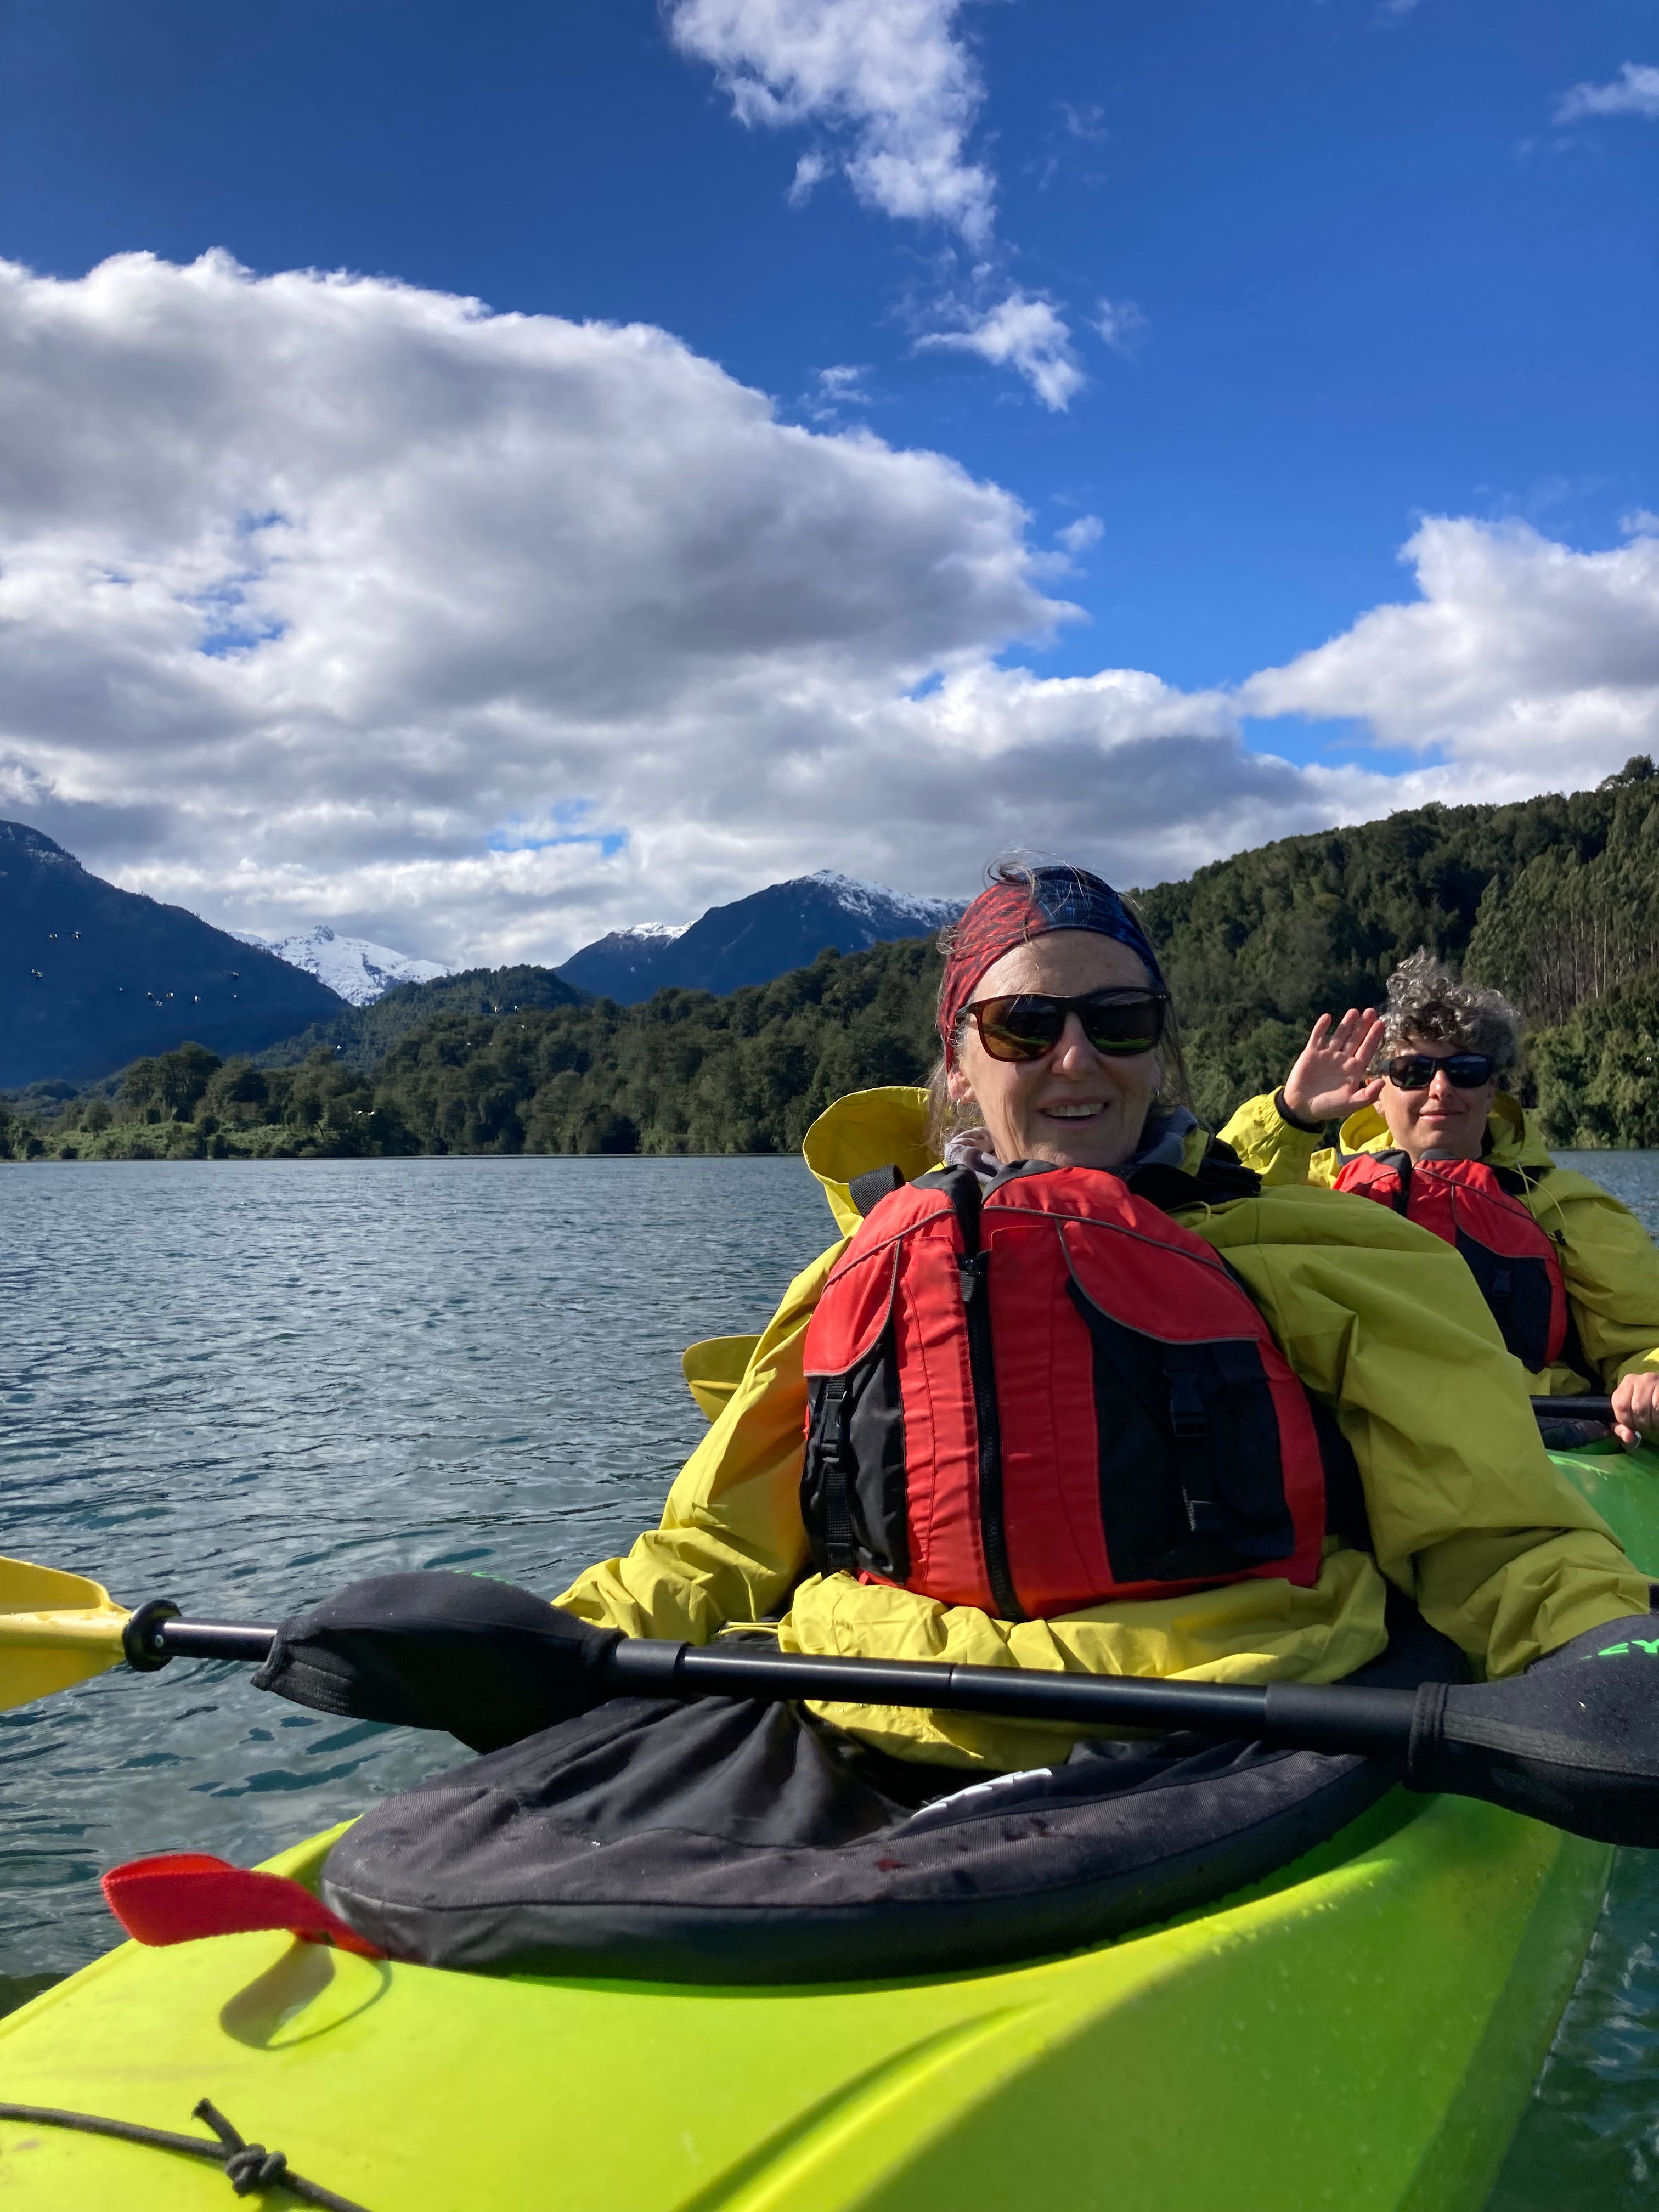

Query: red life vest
[800,1163,1331,1621]
[1331,1150,1569,1373]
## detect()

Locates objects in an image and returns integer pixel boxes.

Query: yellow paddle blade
[0,1555,132,1712]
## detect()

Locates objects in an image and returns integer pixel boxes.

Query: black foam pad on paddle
[251,1572,620,1754]
[1407,1612,1659,1846]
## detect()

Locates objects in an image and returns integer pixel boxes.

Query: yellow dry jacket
[558,1087,1648,1771]
[1218,1091,1659,1401]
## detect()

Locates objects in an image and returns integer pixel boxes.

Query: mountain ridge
[556,868,961,1002]
[0,821,347,1087]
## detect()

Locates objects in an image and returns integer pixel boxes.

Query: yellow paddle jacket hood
[1218,1090,1659,1400]
[558,1087,1647,1770]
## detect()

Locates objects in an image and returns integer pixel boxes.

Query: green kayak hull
[2,1440,1655,2212]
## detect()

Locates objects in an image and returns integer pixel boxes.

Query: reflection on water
[4,1146,1659,2206]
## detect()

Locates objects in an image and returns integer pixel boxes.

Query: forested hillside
[1139,755,1659,1127]
[6,761,1656,1161]
[255,963,586,1072]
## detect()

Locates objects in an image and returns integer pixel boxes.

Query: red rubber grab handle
[101,1852,381,1957]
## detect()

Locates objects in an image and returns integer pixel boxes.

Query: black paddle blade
[250,1572,621,1753]
[1407,1613,1659,1847]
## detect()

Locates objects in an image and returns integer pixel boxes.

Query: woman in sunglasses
[1220,950,1659,1447]
[555,867,1646,1780]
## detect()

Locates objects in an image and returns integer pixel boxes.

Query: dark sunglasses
[1384,1052,1496,1091]
[967,988,1169,1063]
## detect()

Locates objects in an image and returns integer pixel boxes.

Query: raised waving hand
[1282,1008,1387,1126]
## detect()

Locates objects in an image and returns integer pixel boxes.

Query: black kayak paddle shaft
[1532,1395,1615,1421]
[123,1605,1418,1757]
[163,1622,280,1662]
[124,1605,279,1670]
[608,1638,1418,1756]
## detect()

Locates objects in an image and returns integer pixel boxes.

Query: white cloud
[919,289,1084,411]
[1241,518,1659,784]
[1622,509,1659,537]
[4,257,1649,970]
[1057,514,1103,555]
[1093,296,1147,354]
[802,361,873,422]
[1555,61,1659,123]
[814,362,868,399]
[788,149,832,204]
[1055,101,1108,144]
[667,0,995,244]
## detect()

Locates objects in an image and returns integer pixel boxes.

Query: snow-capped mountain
[799,871,961,932]
[232,924,455,1008]
[594,920,691,959]
[556,870,962,1004]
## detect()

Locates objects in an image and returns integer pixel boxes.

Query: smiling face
[1377,1034,1498,1162]
[945,930,1163,1171]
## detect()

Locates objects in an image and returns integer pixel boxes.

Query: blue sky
[0,0,1655,957]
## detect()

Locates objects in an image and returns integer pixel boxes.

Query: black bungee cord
[0,2095,373,2209]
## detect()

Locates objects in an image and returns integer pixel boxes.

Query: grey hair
[924,853,1190,1158]
[1380,949,1523,1074]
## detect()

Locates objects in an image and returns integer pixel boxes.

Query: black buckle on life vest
[822,1371,858,1583]
[1164,1353,1227,1541]
[1167,1364,1207,1438]
[814,1375,856,1574]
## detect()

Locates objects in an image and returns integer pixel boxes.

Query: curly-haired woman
[1219,950,1659,1447]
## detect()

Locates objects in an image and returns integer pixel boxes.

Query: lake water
[4,1148,1659,2204]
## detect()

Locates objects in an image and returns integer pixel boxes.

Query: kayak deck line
[0,2096,373,2211]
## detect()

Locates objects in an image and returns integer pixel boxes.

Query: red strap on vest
[101,1852,382,1956]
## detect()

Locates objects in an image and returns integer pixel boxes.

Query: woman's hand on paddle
[1611,1372,1659,1451]
[1282,1010,1387,1126]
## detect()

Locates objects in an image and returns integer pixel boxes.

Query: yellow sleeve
[554,1243,840,1641]
[1531,1170,1659,1392]
[1217,1093,1339,1188]
[1204,1187,1650,1675]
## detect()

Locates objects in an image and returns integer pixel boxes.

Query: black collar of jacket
[1127,1135,1261,1213]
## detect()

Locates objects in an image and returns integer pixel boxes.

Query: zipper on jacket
[958,1244,1023,1622]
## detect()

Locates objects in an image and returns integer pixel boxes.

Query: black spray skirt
[319,1609,1466,1984]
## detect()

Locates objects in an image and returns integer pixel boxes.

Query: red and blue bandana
[938,866,1164,1049]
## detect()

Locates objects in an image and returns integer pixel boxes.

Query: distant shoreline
[0,1148,813,1165]
[5,1145,1655,1165]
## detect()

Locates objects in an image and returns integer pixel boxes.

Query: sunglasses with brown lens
[966,988,1169,1063]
